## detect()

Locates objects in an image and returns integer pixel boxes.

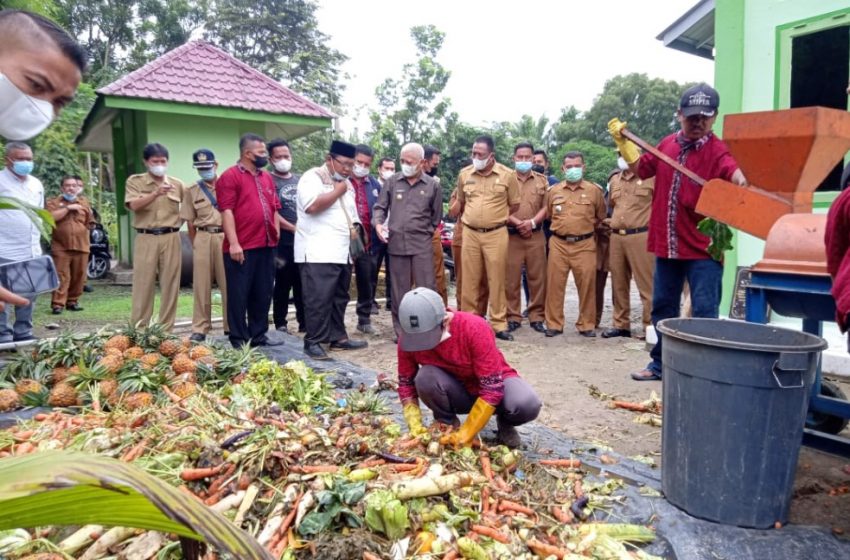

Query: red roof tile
[99,41,334,119]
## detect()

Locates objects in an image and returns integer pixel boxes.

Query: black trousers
[353,253,375,325]
[300,262,351,346]
[224,247,274,347]
[371,244,391,308]
[273,242,304,330]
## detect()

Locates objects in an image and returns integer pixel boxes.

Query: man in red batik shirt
[396,288,541,448]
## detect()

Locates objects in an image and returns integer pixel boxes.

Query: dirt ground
[26,279,850,535]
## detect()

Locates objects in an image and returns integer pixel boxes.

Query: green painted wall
[713,0,850,312]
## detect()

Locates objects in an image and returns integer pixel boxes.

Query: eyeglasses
[332,157,354,169]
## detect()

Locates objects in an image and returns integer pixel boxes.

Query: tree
[369,25,452,152]
[582,73,692,145]
[203,0,347,109]
[549,105,591,146]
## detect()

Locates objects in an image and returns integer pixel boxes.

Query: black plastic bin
[657,318,827,529]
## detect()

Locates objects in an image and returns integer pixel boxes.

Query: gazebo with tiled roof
[78,40,335,264]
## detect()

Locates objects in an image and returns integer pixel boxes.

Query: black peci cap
[329,140,356,159]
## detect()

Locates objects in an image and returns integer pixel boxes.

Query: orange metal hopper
[696,107,850,240]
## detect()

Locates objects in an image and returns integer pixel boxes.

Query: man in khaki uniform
[124,143,184,330]
[456,135,520,340]
[544,151,607,337]
[422,145,448,305]
[181,149,228,342]
[448,187,488,314]
[46,174,94,314]
[506,142,548,333]
[601,160,655,338]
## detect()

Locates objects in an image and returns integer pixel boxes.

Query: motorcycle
[87,209,112,280]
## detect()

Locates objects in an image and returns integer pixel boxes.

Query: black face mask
[426,167,439,177]
[254,155,269,168]
[532,164,546,174]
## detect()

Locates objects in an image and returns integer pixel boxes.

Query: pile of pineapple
[0,324,257,413]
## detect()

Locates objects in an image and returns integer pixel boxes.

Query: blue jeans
[647,257,723,374]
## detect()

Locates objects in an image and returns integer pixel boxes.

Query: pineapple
[196,354,218,370]
[104,333,132,353]
[51,365,71,385]
[158,337,182,358]
[97,353,124,375]
[172,354,197,376]
[181,336,192,349]
[98,377,119,399]
[0,388,21,411]
[124,346,145,360]
[170,380,197,399]
[48,381,80,407]
[140,353,163,370]
[15,378,45,397]
[125,392,154,410]
[189,345,213,361]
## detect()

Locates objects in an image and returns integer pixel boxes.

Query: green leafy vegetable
[364,489,410,540]
[697,218,734,261]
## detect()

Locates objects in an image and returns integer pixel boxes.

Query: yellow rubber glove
[607,118,641,165]
[403,402,428,437]
[440,398,496,448]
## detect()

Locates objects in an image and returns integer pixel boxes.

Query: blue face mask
[515,161,533,174]
[565,167,583,183]
[62,192,77,201]
[199,169,216,182]
[12,160,33,176]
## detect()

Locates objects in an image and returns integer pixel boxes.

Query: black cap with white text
[679,83,719,118]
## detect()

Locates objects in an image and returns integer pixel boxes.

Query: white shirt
[294,166,360,264]
[0,167,44,260]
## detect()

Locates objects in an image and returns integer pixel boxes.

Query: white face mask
[617,157,629,171]
[352,164,370,178]
[149,165,167,177]
[401,163,418,178]
[273,159,292,173]
[0,73,54,140]
[380,169,394,180]
[472,156,489,171]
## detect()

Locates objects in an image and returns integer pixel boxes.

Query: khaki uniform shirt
[124,173,184,229]
[372,172,442,256]
[514,171,549,221]
[456,162,520,230]
[46,195,94,252]
[180,180,223,228]
[609,171,655,231]
[546,180,607,236]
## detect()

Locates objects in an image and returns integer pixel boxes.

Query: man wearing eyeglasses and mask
[295,140,368,360]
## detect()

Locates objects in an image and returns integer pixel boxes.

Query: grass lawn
[32,282,223,332]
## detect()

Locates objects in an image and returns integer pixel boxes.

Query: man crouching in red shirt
[396,288,541,448]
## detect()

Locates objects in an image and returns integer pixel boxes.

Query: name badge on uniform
[396,193,403,200]
[372,189,379,197]
[555,205,563,213]
[420,190,425,195]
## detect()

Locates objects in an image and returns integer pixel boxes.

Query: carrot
[13,430,35,441]
[120,437,150,463]
[538,459,582,469]
[481,486,490,514]
[0,451,10,458]
[357,458,386,469]
[471,524,510,544]
[480,451,494,481]
[204,490,225,506]
[396,437,423,450]
[33,413,49,421]
[180,464,225,481]
[384,463,419,472]
[14,441,35,455]
[277,490,304,537]
[442,550,459,560]
[492,475,511,492]
[498,500,535,517]
[526,538,570,559]
[292,465,338,474]
[161,385,183,404]
[612,400,652,412]
[270,534,288,557]
[363,552,381,560]
[551,505,573,524]
[208,464,237,494]
[130,414,148,428]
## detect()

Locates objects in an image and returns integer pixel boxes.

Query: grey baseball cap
[398,288,447,351]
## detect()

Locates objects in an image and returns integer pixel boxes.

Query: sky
[315,0,715,136]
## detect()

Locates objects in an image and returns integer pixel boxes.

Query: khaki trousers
[192,231,229,335]
[452,242,488,314]
[433,232,448,305]
[545,236,597,332]
[609,232,654,329]
[461,227,508,332]
[51,249,88,308]
[131,232,182,330]
[506,230,546,323]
